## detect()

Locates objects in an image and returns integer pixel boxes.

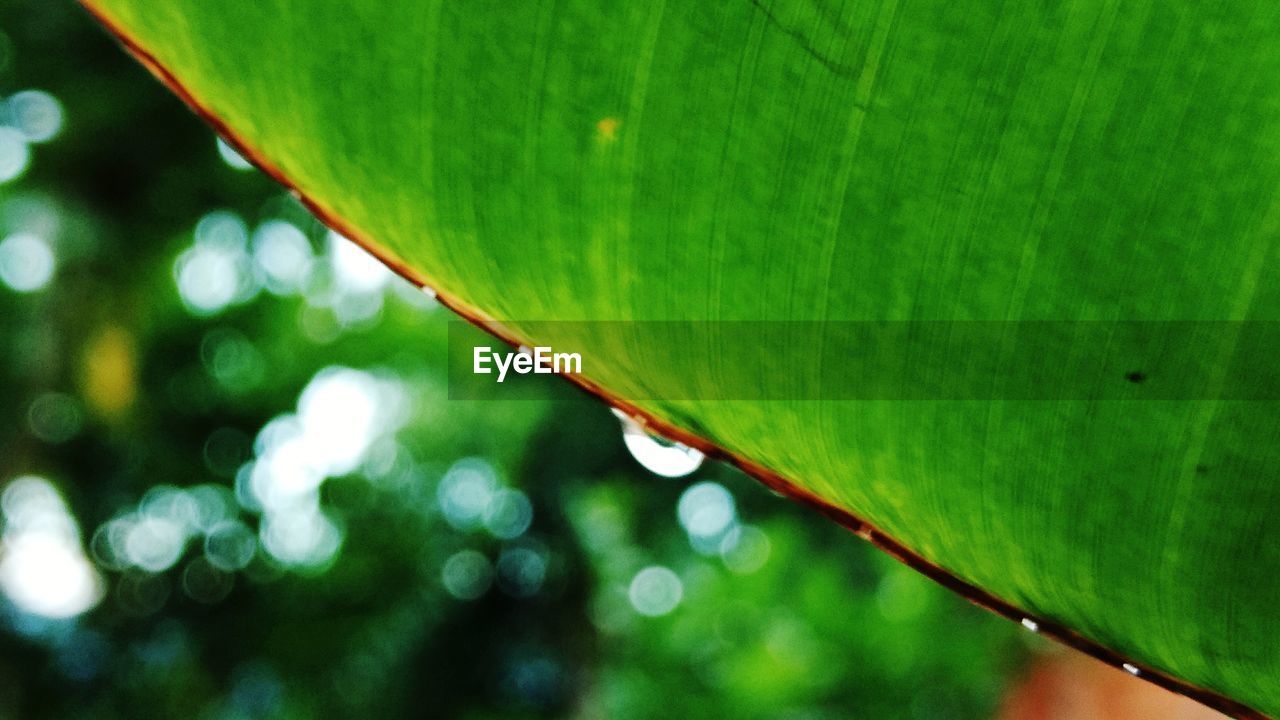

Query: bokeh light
[6,89,64,143]
[483,488,533,540]
[182,556,234,603]
[628,565,683,617]
[260,507,343,568]
[0,126,30,183]
[437,457,499,532]
[26,392,83,443]
[123,516,187,573]
[201,327,266,391]
[0,476,103,619]
[204,520,257,571]
[173,211,257,315]
[328,230,391,294]
[676,481,736,554]
[0,231,55,292]
[719,524,770,574]
[252,219,313,295]
[495,545,547,598]
[441,549,493,600]
[239,366,407,568]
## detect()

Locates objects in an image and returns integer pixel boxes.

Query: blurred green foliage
[0,3,1029,718]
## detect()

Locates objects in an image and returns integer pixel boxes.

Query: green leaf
[81,1,1280,715]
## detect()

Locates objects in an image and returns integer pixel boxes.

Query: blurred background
[0,3,1228,719]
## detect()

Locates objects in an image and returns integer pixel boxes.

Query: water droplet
[618,416,703,478]
[215,137,254,171]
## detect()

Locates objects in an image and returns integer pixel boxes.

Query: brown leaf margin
[74,3,1268,717]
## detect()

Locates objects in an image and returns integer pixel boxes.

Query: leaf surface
[82,1,1280,715]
